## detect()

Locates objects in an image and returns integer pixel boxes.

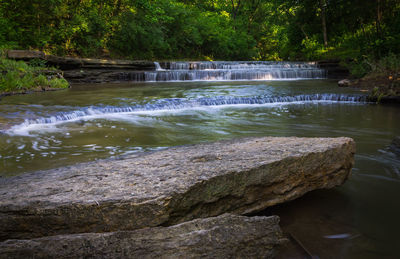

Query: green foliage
[29,58,47,68]
[0,58,35,73]
[0,58,69,93]
[347,59,371,78]
[34,74,49,86]
[108,0,258,60]
[49,78,69,89]
[0,0,399,61]
[345,53,400,78]
[301,36,324,61]
[0,71,23,92]
[376,53,400,73]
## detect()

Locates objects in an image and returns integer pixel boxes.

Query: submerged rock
[392,136,400,147]
[0,137,355,240]
[338,79,352,87]
[390,136,400,156]
[0,214,286,259]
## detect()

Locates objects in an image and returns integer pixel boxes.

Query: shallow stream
[0,79,399,257]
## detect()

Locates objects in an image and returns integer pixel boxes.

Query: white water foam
[132,61,327,82]
[154,61,165,71]
[5,94,367,136]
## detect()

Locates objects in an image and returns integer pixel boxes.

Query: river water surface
[0,79,399,257]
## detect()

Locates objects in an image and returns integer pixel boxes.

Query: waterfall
[154,62,165,71]
[7,94,366,135]
[139,61,326,82]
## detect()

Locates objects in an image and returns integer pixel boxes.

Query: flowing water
[122,61,326,81]
[0,62,399,257]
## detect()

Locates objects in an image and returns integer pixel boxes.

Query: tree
[319,0,328,48]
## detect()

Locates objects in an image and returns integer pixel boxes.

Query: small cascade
[167,61,320,70]
[7,94,366,134]
[154,62,165,71]
[128,61,327,82]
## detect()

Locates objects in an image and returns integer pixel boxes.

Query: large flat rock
[0,214,285,258]
[0,137,355,240]
[44,55,155,70]
[7,50,45,60]
[6,50,155,70]
[63,69,149,83]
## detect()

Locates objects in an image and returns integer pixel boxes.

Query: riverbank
[5,50,343,84]
[357,74,399,104]
[338,53,400,104]
[0,55,69,97]
[3,50,400,104]
[339,72,400,104]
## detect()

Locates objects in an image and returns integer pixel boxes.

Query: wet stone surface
[0,214,286,259]
[0,137,355,240]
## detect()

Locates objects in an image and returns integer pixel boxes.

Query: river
[0,62,399,257]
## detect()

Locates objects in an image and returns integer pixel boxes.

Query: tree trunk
[319,0,328,48]
[230,0,242,20]
[376,0,383,37]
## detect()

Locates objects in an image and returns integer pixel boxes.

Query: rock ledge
[0,137,355,241]
[0,214,286,259]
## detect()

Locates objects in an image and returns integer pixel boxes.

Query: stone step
[0,214,285,258]
[6,50,155,71]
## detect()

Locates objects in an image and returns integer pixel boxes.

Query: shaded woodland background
[0,0,399,63]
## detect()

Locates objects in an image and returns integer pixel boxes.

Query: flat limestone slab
[7,50,155,70]
[0,137,355,240]
[7,50,45,59]
[0,214,285,258]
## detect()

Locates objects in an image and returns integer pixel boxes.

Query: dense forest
[1,0,399,63]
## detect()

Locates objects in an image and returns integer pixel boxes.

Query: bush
[29,58,47,68]
[345,53,400,78]
[0,58,69,93]
[34,74,49,86]
[49,78,69,89]
[346,58,372,78]
[301,36,325,61]
[377,53,400,73]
